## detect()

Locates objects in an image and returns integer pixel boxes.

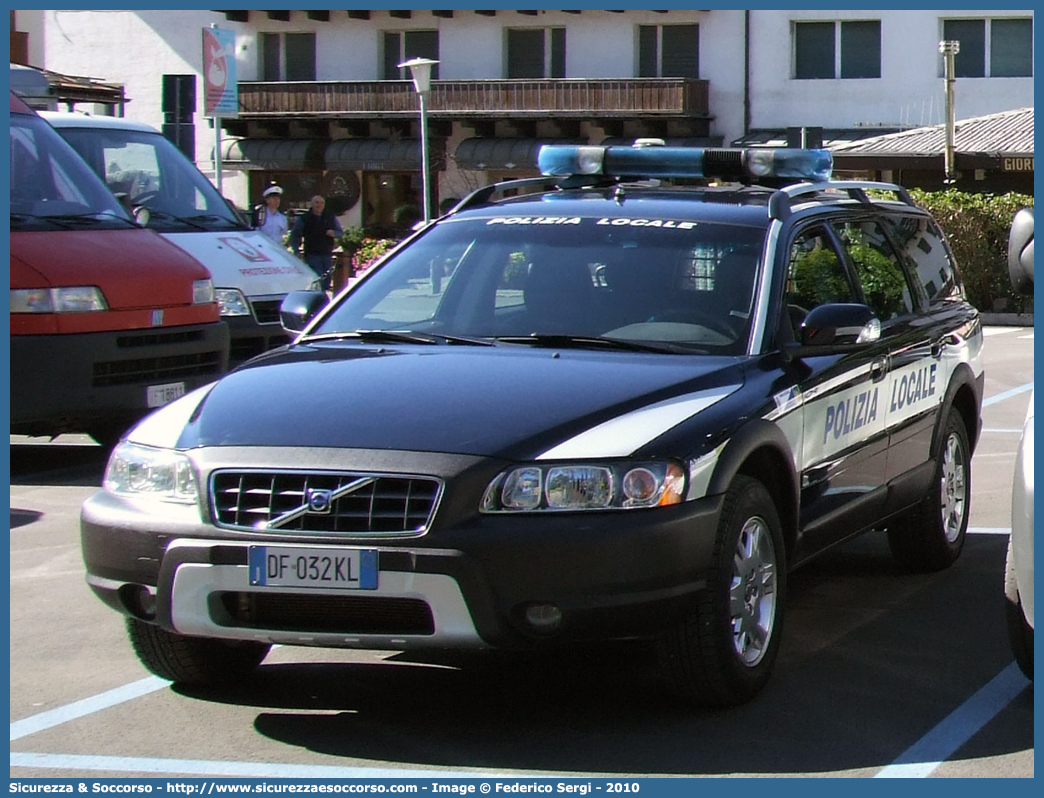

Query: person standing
[255,184,288,244]
[289,194,343,290]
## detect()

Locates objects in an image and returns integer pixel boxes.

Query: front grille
[214,591,435,635]
[116,330,205,348]
[211,470,441,535]
[251,299,282,325]
[92,351,223,387]
[229,337,267,364]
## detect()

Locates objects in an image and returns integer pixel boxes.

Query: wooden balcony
[236,78,710,120]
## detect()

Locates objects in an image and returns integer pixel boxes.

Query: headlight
[215,288,251,316]
[11,286,107,313]
[104,441,199,504]
[481,461,685,513]
[192,278,215,305]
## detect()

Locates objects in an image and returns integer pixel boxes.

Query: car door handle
[931,334,956,359]
[870,357,888,383]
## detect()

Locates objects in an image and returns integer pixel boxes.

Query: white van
[43,111,317,367]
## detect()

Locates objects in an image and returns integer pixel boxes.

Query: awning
[221,138,325,171]
[324,138,445,172]
[730,128,908,149]
[454,138,581,171]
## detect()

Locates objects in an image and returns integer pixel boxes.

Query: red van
[10,92,229,446]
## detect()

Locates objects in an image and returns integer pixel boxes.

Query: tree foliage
[910,190,1034,314]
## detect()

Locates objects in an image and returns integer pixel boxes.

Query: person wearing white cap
[256,184,288,244]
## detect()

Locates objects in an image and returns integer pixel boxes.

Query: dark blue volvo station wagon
[81,143,983,707]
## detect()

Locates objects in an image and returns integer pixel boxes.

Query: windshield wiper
[494,334,688,354]
[302,330,497,347]
[10,212,136,229]
[181,213,244,229]
[140,209,211,231]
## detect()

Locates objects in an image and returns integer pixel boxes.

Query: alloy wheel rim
[729,516,777,666]
[940,431,967,543]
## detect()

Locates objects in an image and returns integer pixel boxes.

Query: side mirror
[787,303,880,357]
[132,205,150,226]
[280,290,330,333]
[1008,207,1034,296]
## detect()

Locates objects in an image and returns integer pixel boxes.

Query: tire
[1004,539,1034,681]
[887,408,970,572]
[657,475,786,708]
[126,618,271,687]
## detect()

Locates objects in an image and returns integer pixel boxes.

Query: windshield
[56,125,244,232]
[10,113,132,230]
[314,214,767,355]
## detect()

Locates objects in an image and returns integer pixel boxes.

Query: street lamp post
[939,40,960,184]
[398,57,440,225]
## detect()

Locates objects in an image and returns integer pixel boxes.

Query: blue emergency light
[537,142,833,183]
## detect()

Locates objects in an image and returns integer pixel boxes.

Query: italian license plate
[146,381,186,408]
[248,546,378,590]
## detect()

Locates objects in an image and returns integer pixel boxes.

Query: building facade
[16,9,1034,228]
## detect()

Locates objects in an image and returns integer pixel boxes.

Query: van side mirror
[280,290,330,333]
[1008,207,1034,295]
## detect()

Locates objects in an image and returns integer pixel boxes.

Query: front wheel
[656,475,786,708]
[887,407,970,572]
[1004,539,1034,680]
[126,618,271,686]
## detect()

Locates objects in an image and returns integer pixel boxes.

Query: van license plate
[249,546,378,590]
[146,382,185,408]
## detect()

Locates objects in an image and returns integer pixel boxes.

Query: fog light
[120,584,157,620]
[524,603,563,634]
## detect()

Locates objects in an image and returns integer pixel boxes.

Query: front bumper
[225,301,291,367]
[81,446,723,650]
[11,322,228,437]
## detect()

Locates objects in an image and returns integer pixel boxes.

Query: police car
[80,142,983,707]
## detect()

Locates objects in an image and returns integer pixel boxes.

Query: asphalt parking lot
[8,326,1033,779]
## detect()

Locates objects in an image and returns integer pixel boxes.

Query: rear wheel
[1004,539,1034,680]
[657,475,785,707]
[888,408,970,572]
[126,618,271,686]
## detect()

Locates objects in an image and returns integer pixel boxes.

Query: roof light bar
[537,144,833,183]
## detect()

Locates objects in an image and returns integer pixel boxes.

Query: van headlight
[215,288,251,316]
[104,442,199,504]
[192,278,215,305]
[481,461,685,512]
[10,286,107,313]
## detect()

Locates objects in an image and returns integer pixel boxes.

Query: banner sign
[203,25,238,118]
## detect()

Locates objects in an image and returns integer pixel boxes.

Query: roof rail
[450,173,626,215]
[768,179,915,221]
[450,177,563,215]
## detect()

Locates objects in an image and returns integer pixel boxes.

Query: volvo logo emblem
[306,488,334,514]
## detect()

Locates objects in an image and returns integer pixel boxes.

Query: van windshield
[10,113,133,231]
[56,125,245,233]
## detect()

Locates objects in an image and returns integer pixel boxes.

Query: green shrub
[910,190,1034,314]
[353,236,397,273]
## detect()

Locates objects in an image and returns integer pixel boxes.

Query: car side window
[884,214,964,305]
[831,219,916,321]
[785,225,857,331]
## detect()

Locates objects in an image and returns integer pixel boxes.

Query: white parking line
[982,382,1034,407]
[9,752,492,779]
[11,660,1029,778]
[873,663,1030,778]
[10,676,169,741]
